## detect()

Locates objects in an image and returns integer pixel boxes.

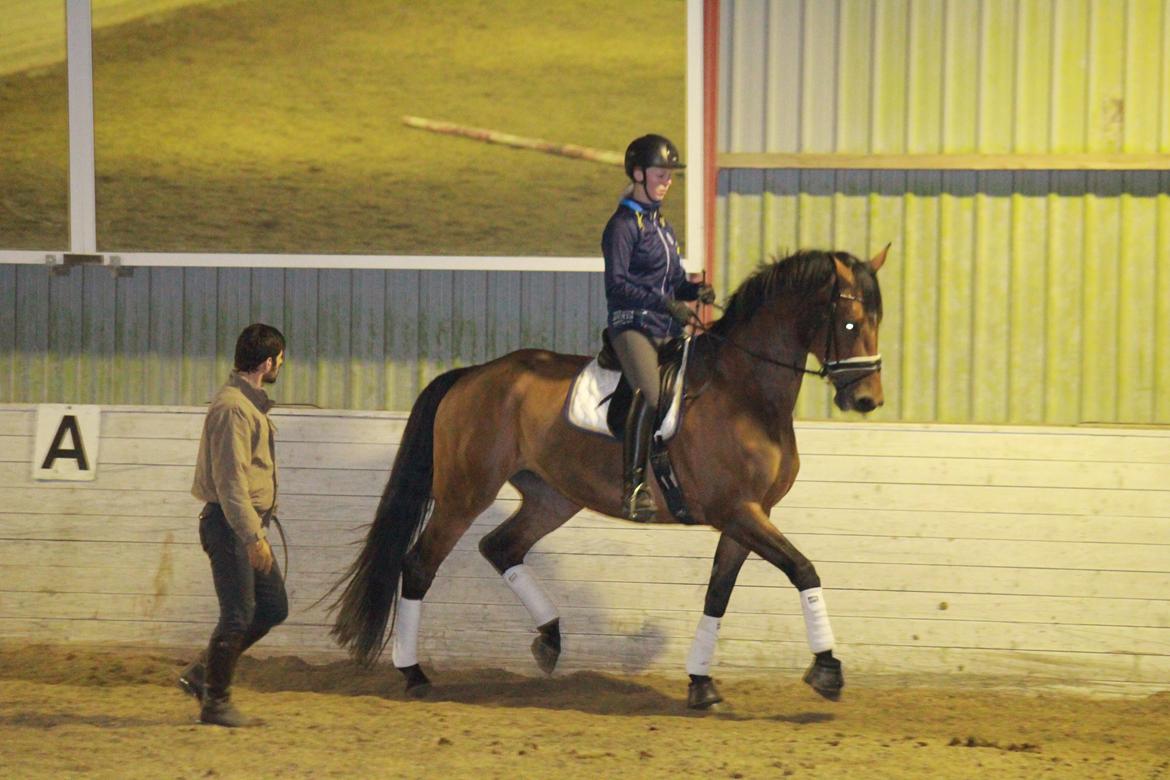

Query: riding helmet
[624,134,685,180]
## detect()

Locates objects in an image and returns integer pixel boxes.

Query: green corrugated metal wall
[717,0,1170,424]
[0,265,605,410]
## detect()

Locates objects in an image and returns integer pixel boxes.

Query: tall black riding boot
[621,392,658,522]
[200,633,256,727]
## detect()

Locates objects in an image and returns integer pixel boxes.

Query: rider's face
[638,166,673,202]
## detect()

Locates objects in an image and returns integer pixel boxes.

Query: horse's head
[706,245,889,414]
[808,245,888,413]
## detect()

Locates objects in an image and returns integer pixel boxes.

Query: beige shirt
[191,373,278,543]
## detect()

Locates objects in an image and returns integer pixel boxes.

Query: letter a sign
[33,405,101,481]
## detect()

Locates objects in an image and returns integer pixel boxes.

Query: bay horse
[329,246,888,708]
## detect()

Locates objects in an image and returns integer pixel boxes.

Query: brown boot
[200,697,257,727]
[199,634,258,727]
[177,653,205,702]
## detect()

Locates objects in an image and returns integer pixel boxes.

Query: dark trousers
[199,504,288,698]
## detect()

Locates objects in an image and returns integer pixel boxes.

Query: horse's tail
[328,366,474,666]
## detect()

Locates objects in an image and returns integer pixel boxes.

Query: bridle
[819,275,883,387]
[690,271,882,389]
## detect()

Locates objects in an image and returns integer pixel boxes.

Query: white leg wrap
[503,564,559,627]
[391,597,422,668]
[685,614,722,676]
[800,587,835,653]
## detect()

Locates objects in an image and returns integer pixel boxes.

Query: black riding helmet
[624,134,685,181]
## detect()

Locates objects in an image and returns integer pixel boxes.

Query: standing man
[179,323,289,727]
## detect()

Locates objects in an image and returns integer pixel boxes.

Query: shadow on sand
[0,644,837,723]
[236,655,836,723]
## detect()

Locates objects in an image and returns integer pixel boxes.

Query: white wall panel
[1,405,1167,696]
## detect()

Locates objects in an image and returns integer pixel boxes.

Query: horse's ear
[869,243,891,273]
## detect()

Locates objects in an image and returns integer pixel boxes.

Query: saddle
[564,331,697,525]
[596,330,687,437]
[566,331,690,441]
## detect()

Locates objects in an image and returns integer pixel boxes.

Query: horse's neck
[707,311,811,426]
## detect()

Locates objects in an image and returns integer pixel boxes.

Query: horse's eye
[844,322,856,331]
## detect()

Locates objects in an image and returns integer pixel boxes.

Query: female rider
[603,134,714,522]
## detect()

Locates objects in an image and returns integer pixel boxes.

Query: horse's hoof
[802,655,844,701]
[531,636,560,675]
[398,664,432,698]
[687,675,723,710]
[531,620,561,675]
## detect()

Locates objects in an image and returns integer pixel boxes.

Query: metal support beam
[65,0,97,252]
[684,0,706,275]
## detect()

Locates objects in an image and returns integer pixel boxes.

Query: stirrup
[623,481,657,522]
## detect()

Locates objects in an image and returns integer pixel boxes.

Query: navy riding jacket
[602,198,699,339]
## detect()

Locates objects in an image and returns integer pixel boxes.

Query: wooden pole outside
[403,115,624,167]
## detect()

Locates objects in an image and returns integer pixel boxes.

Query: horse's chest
[764,452,799,506]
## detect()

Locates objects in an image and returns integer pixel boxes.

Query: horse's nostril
[854,397,876,413]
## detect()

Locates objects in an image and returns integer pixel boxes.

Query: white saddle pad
[565,338,690,440]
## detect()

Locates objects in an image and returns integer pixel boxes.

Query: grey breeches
[609,328,664,410]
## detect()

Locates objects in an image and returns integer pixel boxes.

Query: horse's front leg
[686,533,750,709]
[721,502,844,701]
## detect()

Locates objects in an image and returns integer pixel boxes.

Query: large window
[2,0,695,268]
[0,0,69,250]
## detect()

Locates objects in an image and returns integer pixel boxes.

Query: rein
[686,273,882,386]
[692,316,828,377]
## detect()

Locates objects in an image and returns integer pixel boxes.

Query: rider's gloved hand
[697,284,717,305]
[665,299,694,326]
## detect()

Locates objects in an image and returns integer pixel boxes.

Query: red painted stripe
[702,0,720,322]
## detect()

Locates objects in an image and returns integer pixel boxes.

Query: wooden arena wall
[1,404,1167,697]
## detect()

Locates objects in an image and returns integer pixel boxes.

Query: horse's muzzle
[826,355,883,414]
[849,393,881,413]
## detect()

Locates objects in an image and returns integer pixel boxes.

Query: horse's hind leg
[686,533,750,709]
[393,490,501,696]
[478,470,582,675]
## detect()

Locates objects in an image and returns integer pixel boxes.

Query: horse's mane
[707,249,882,338]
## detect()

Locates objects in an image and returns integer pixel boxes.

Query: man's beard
[262,367,280,384]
